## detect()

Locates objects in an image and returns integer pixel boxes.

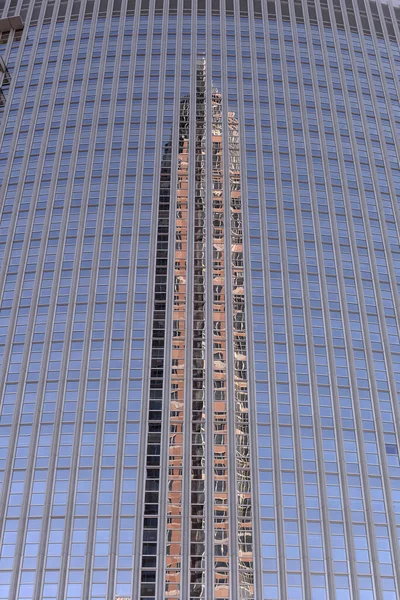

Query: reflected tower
[138,60,254,600]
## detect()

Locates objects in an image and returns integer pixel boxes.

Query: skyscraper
[1,0,400,599]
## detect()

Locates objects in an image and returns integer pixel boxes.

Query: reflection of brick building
[165,110,189,598]
[141,61,254,599]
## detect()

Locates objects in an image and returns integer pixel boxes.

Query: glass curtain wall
[0,1,400,600]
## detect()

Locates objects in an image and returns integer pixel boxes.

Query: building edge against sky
[1,0,400,599]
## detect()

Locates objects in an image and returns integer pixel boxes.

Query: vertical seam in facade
[153,2,174,598]
[180,3,197,597]
[244,2,270,598]
[130,2,165,599]
[205,0,215,596]
[257,3,288,598]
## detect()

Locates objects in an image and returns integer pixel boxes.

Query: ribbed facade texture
[1,0,400,599]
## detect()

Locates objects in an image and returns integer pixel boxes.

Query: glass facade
[0,0,400,599]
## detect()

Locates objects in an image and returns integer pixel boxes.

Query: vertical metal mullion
[241,2,264,598]
[226,1,243,597]
[386,1,400,55]
[180,2,196,597]
[157,2,184,593]
[130,0,159,591]
[129,1,163,598]
[160,0,184,593]
[205,0,214,597]
[0,0,11,19]
[153,2,175,598]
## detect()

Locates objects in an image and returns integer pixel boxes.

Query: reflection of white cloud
[376,0,400,6]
